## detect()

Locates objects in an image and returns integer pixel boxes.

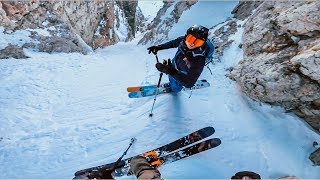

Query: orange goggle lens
[185,34,205,47]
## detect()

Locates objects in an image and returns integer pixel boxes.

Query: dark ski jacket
[159,36,207,88]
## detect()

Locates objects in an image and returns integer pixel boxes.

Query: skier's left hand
[147,45,162,54]
[155,59,178,75]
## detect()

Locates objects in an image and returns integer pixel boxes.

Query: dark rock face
[0,0,139,53]
[0,44,28,59]
[309,147,320,166]
[229,1,320,132]
[116,1,137,38]
[38,37,84,54]
[52,1,112,48]
[231,0,263,20]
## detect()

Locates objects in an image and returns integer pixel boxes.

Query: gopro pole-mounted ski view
[0,0,319,179]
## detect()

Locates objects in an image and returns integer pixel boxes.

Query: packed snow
[168,1,238,39]
[0,27,35,50]
[0,1,319,179]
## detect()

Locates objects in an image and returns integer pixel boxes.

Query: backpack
[204,39,214,66]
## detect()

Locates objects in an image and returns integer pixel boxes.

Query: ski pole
[149,54,162,117]
[111,137,136,171]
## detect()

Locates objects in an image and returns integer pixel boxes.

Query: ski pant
[169,75,183,93]
[130,156,161,179]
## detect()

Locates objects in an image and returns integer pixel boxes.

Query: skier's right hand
[147,45,161,55]
[155,59,177,75]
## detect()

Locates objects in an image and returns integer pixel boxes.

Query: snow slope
[168,1,238,39]
[0,1,319,179]
[138,1,163,23]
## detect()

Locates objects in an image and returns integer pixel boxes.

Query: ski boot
[143,151,162,168]
[161,82,172,93]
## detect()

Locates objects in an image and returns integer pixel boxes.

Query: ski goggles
[185,34,205,48]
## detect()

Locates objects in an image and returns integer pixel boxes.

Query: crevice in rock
[289,64,320,85]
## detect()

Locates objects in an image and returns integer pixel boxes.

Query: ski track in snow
[0,2,320,179]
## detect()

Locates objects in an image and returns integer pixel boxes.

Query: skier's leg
[169,75,183,93]
[130,156,161,179]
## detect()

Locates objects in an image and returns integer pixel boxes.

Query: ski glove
[155,59,178,75]
[147,45,162,55]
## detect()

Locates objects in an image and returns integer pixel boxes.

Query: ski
[161,138,221,164]
[127,79,209,92]
[112,138,222,177]
[128,79,210,98]
[74,126,215,178]
[127,82,168,92]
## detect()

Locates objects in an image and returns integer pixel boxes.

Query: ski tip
[74,170,86,176]
[128,92,140,98]
[199,126,215,137]
[127,87,141,92]
[211,138,222,146]
[204,126,215,132]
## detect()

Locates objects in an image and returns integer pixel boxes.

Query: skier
[147,24,213,93]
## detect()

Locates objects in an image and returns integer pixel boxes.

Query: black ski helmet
[186,25,209,40]
[231,171,261,179]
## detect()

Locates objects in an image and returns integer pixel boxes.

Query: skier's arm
[172,56,205,88]
[148,36,184,54]
[158,36,185,49]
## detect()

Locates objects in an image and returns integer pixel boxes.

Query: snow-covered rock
[0,44,27,59]
[210,1,262,60]
[138,1,198,45]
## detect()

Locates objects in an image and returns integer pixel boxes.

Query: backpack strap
[204,39,214,66]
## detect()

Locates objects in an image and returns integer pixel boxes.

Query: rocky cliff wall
[0,0,139,57]
[229,1,320,132]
